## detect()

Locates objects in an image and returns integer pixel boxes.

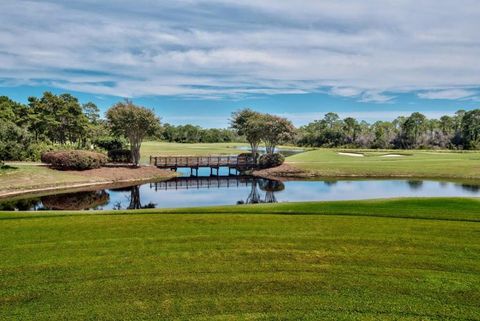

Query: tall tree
[461,109,480,149]
[260,114,295,154]
[231,109,263,162]
[106,100,161,166]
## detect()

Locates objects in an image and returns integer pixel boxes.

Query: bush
[258,153,285,169]
[93,137,127,151]
[108,149,132,163]
[41,150,107,170]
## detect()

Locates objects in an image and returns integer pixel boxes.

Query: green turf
[287,149,480,180]
[1,198,479,320]
[140,141,304,163]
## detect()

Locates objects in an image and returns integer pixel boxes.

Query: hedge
[41,150,107,170]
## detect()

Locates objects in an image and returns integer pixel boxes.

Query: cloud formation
[1,0,479,102]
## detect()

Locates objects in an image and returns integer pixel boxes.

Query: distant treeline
[1,91,480,163]
[160,124,241,143]
[296,111,480,150]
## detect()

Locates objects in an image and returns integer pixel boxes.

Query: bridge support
[190,167,198,176]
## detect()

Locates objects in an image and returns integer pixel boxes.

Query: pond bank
[0,164,177,199]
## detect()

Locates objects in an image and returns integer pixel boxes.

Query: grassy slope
[0,165,93,192]
[0,165,174,194]
[1,198,479,320]
[287,149,480,180]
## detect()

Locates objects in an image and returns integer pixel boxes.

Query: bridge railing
[149,155,255,169]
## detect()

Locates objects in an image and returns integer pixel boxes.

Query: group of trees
[297,110,480,150]
[0,93,105,161]
[160,124,239,143]
[0,93,160,165]
[230,109,296,160]
[2,90,480,167]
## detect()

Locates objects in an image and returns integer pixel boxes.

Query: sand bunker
[380,154,405,158]
[338,152,364,157]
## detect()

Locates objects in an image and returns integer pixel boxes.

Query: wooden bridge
[149,155,255,175]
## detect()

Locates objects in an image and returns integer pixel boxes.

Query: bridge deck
[150,155,255,169]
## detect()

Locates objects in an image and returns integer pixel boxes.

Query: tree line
[2,91,480,165]
[296,110,480,150]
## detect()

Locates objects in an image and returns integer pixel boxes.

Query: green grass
[0,164,94,193]
[140,142,248,162]
[287,149,480,180]
[140,141,304,163]
[1,198,479,320]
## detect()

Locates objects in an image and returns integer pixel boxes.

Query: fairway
[140,142,248,162]
[1,198,479,320]
[287,149,480,180]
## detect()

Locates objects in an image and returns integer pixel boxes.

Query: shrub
[41,150,107,170]
[258,153,285,169]
[93,137,127,151]
[108,149,132,163]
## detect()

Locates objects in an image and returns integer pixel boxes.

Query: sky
[1,0,480,127]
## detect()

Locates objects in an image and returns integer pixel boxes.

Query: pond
[1,175,479,211]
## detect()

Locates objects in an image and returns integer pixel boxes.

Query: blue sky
[1,1,479,127]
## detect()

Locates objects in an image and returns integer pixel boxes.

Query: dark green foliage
[258,152,285,168]
[106,100,161,166]
[0,119,51,161]
[161,123,239,143]
[41,150,107,170]
[461,109,480,149]
[298,110,480,150]
[94,137,127,151]
[108,149,132,163]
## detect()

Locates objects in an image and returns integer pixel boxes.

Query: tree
[400,112,427,148]
[260,114,295,153]
[461,109,480,149]
[83,102,100,124]
[106,100,161,166]
[27,92,89,145]
[343,117,360,145]
[231,109,264,162]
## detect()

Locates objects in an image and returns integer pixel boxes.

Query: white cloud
[0,0,480,100]
[417,89,478,100]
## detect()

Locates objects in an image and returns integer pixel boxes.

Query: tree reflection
[239,178,284,204]
[127,186,156,209]
[407,180,423,190]
[0,198,41,211]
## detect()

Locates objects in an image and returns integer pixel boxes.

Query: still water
[1,175,479,211]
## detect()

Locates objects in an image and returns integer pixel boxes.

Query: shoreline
[0,165,178,200]
[3,162,480,200]
[252,163,480,184]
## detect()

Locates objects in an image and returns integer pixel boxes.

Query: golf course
[1,144,480,320]
[1,198,479,320]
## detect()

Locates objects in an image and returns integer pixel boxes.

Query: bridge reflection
[149,176,285,205]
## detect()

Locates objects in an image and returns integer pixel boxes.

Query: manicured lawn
[140,142,248,162]
[287,149,480,180]
[1,198,479,320]
[140,141,304,163]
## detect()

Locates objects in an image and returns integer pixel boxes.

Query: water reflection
[42,190,109,210]
[1,177,480,211]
